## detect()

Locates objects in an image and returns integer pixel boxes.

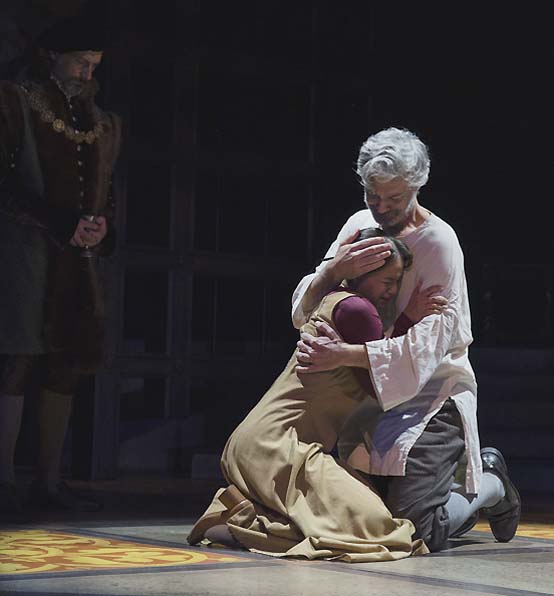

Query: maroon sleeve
[391,312,416,338]
[332,296,384,344]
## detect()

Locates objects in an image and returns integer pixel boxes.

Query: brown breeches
[0,354,81,396]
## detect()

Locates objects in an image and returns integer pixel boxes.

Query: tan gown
[189,291,428,561]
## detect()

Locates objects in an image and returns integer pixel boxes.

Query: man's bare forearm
[300,262,342,320]
[340,343,370,369]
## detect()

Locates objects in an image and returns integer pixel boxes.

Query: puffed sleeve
[0,81,24,182]
[97,111,122,257]
[365,228,470,411]
[332,295,384,344]
[0,81,80,247]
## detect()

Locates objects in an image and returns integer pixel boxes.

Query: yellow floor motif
[0,530,247,576]
[473,520,554,539]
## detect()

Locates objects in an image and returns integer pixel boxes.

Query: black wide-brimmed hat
[37,16,107,52]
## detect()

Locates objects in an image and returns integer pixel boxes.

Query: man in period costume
[0,16,121,516]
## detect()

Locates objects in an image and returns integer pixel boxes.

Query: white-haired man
[293,128,520,551]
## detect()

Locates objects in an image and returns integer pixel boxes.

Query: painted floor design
[473,520,554,540]
[2,522,554,578]
[1,519,554,596]
[0,529,247,576]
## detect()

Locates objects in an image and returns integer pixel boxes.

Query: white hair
[356,127,430,190]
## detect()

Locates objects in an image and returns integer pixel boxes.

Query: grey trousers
[365,398,466,552]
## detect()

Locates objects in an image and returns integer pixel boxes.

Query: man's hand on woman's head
[326,230,392,283]
[403,282,448,323]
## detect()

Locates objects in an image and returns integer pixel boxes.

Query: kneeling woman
[188,228,443,562]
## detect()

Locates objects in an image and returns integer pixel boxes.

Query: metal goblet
[80,214,96,258]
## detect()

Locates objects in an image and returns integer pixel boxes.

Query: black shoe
[30,481,102,513]
[450,511,479,538]
[480,447,521,542]
[0,482,28,523]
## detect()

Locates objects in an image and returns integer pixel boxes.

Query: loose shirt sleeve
[365,222,472,411]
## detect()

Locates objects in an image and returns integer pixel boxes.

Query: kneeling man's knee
[389,501,450,553]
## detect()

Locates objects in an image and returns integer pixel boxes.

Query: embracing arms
[292,215,465,410]
[296,281,447,372]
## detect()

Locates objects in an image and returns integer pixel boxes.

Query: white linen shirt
[292,209,482,494]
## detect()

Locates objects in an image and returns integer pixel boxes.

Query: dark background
[2,1,553,482]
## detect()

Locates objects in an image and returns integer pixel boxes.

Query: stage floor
[1,479,553,596]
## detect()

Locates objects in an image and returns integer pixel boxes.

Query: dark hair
[348,227,412,285]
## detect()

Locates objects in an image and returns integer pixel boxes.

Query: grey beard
[62,79,86,98]
[51,73,86,99]
[379,220,407,236]
[372,200,417,237]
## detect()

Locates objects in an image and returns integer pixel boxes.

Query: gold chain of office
[21,83,106,145]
